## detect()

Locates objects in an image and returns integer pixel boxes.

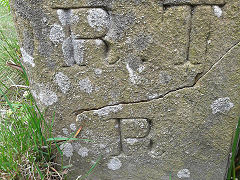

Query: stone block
[11,0,240,179]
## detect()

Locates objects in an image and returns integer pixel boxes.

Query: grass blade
[227,117,240,179]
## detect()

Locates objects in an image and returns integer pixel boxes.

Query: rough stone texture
[10,0,240,179]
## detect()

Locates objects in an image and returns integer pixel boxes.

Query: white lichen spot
[95,39,104,46]
[79,78,93,94]
[125,138,138,145]
[76,114,89,123]
[87,8,110,32]
[137,65,145,73]
[55,72,71,94]
[60,143,73,158]
[62,128,69,135]
[32,83,58,106]
[57,9,79,26]
[49,24,65,44]
[57,9,68,26]
[93,105,123,117]
[62,38,75,66]
[94,68,103,75]
[211,97,234,114]
[126,63,140,84]
[78,147,89,157]
[70,123,76,131]
[177,169,190,178]
[213,6,222,18]
[107,157,122,170]
[73,39,85,65]
[20,48,35,67]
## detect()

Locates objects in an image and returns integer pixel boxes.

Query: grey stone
[10,0,240,179]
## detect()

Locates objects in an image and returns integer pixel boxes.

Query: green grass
[227,117,240,180]
[0,5,65,179]
[0,93,58,179]
[0,4,100,179]
[2,2,238,180]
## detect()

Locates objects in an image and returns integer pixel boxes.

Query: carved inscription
[119,119,152,155]
[56,8,109,66]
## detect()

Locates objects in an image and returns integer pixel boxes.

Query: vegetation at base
[0,1,238,180]
[227,117,240,180]
[0,5,100,179]
[0,6,66,178]
[0,0,9,10]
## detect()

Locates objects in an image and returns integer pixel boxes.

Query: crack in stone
[74,41,239,115]
[196,41,240,84]
[73,84,194,115]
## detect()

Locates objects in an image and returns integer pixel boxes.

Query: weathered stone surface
[10,0,240,179]
[70,8,110,38]
[121,119,150,138]
[163,0,225,5]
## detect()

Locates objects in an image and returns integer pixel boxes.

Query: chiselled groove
[101,38,110,58]
[186,5,194,62]
[74,42,239,115]
[59,7,110,66]
[74,37,105,40]
[148,139,154,150]
[117,119,123,154]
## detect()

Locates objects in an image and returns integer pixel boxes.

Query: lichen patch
[57,9,68,26]
[177,169,190,178]
[73,39,85,65]
[62,128,69,135]
[94,68,103,75]
[93,104,123,117]
[211,97,234,114]
[87,8,110,32]
[60,143,73,158]
[79,78,93,94]
[20,48,35,67]
[78,147,89,157]
[31,83,58,106]
[49,24,65,44]
[70,123,77,131]
[62,38,75,66]
[213,6,222,18]
[125,138,138,145]
[55,72,71,94]
[126,63,140,84]
[107,157,122,170]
